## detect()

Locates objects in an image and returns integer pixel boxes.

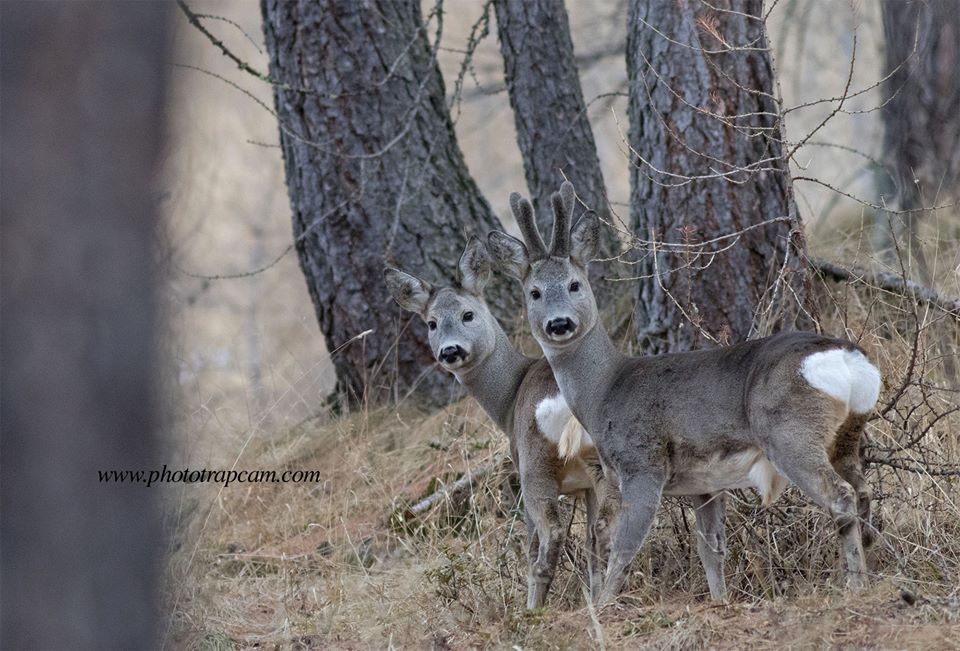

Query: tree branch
[395,455,510,522]
[811,257,960,318]
[176,0,271,82]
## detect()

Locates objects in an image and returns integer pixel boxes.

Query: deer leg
[598,471,665,604]
[763,432,868,590]
[595,475,621,573]
[522,480,562,609]
[584,468,620,601]
[691,492,727,601]
[523,510,540,581]
[584,487,603,600]
[830,413,876,548]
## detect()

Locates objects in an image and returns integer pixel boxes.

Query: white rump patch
[534,394,593,460]
[800,348,881,414]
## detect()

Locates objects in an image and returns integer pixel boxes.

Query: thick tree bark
[260,0,513,407]
[494,0,620,307]
[626,0,808,353]
[0,2,166,647]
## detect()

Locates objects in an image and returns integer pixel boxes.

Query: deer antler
[550,181,575,257]
[509,191,547,260]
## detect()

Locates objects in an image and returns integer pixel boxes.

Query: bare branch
[394,456,510,522]
[175,0,270,81]
[811,258,960,318]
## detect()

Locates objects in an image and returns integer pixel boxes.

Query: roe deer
[384,237,619,608]
[488,182,882,604]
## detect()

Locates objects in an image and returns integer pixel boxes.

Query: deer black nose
[439,345,466,364]
[545,317,575,336]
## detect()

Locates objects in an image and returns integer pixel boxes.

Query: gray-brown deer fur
[384,238,619,609]
[488,182,882,604]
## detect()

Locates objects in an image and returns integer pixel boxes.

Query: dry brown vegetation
[162,257,960,649]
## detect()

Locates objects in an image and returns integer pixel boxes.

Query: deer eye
[530,289,542,300]
[428,320,437,331]
[569,281,580,293]
[462,311,474,323]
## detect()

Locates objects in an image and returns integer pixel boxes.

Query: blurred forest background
[158,1,960,648]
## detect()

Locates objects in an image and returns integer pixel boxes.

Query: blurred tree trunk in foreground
[260,0,512,407]
[626,0,808,353]
[878,0,960,264]
[494,0,621,309]
[0,2,167,648]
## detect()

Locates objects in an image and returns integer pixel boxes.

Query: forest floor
[163,394,960,650]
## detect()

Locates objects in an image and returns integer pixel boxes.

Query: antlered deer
[489,182,881,603]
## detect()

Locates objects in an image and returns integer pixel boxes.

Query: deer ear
[570,212,600,266]
[383,267,432,315]
[487,231,530,280]
[458,236,491,295]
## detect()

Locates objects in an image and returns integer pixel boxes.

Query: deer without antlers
[488,181,882,604]
[384,238,620,609]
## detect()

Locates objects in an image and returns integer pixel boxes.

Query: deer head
[488,181,602,350]
[384,237,500,373]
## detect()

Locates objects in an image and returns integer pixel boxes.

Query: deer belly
[664,448,788,505]
[558,457,595,494]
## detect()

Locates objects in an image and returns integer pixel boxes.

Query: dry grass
[162,256,960,649]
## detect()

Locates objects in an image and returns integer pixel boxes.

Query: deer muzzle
[438,344,468,365]
[545,317,576,339]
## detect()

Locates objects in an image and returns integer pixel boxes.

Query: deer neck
[456,327,533,433]
[542,322,623,430]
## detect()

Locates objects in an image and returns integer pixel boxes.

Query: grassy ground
[163,344,960,649]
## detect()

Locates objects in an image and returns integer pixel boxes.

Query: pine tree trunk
[626,0,808,353]
[260,0,513,406]
[494,0,620,308]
